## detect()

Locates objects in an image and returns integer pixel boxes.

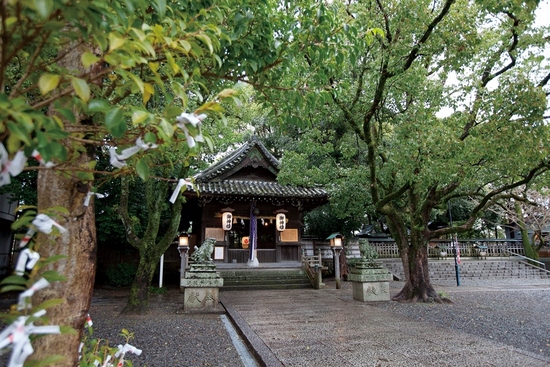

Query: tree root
[391,283,453,304]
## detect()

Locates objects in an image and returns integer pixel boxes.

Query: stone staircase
[219,268,311,291]
[381,258,550,282]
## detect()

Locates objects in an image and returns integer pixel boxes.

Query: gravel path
[87,290,245,367]
[372,279,550,359]
[2,278,550,366]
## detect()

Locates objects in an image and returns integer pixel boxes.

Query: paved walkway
[220,283,550,367]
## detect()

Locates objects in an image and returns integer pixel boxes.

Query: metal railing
[503,249,547,271]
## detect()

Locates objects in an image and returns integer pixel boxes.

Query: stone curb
[219,293,283,367]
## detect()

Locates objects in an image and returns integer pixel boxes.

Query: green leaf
[38,74,60,95]
[179,40,192,53]
[41,270,67,283]
[45,129,69,140]
[7,122,32,145]
[34,297,65,311]
[88,99,111,113]
[71,77,91,102]
[204,135,214,152]
[59,326,77,335]
[0,285,26,293]
[0,275,28,286]
[81,52,100,68]
[154,0,166,18]
[32,0,53,19]
[144,131,157,144]
[136,158,150,181]
[105,107,126,138]
[131,110,150,125]
[40,254,68,266]
[54,107,76,124]
[195,34,214,53]
[158,118,174,137]
[109,33,126,52]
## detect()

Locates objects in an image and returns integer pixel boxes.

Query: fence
[300,238,525,260]
[354,238,525,259]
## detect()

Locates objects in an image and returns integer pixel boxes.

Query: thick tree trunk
[31,152,97,366]
[29,38,97,364]
[385,209,449,303]
[391,242,443,302]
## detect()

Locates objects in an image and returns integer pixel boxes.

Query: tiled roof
[193,180,327,199]
[195,136,280,182]
[188,137,327,202]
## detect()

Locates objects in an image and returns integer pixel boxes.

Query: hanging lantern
[221,207,234,231]
[276,213,286,231]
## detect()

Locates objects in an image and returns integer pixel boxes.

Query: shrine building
[181,137,328,266]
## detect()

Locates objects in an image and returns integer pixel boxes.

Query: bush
[105,263,137,287]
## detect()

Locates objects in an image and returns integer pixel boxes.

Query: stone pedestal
[181,263,224,312]
[348,262,392,302]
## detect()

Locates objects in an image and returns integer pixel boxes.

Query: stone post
[348,260,392,302]
[181,263,224,312]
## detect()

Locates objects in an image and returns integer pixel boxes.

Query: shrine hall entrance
[225,218,300,263]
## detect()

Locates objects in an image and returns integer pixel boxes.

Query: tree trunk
[120,177,184,314]
[30,39,97,365]
[391,240,442,302]
[123,250,159,314]
[515,201,539,260]
[385,208,448,303]
[31,152,97,366]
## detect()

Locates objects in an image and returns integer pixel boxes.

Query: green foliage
[105,263,137,287]
[79,325,139,367]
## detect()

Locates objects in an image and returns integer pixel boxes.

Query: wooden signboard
[205,227,225,241]
[280,229,298,242]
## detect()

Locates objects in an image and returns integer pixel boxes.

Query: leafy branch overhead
[1,0,242,183]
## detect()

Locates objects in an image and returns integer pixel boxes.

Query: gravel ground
[372,278,550,359]
[87,290,245,367]
[1,278,550,366]
[0,288,246,367]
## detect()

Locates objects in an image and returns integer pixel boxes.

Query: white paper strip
[18,278,49,310]
[169,178,192,204]
[32,214,67,234]
[14,249,40,276]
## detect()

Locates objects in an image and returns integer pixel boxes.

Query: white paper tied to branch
[0,144,28,187]
[17,277,49,310]
[84,192,106,207]
[31,150,55,168]
[115,343,142,366]
[14,248,40,276]
[176,112,206,148]
[109,137,158,169]
[17,214,67,249]
[32,214,67,235]
[93,354,111,367]
[0,309,60,367]
[169,178,192,204]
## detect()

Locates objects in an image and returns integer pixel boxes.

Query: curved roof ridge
[195,137,280,182]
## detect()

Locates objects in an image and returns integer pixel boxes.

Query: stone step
[219,269,311,290]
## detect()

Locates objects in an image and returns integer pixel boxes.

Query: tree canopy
[258,0,550,301]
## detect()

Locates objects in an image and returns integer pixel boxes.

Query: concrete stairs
[219,268,311,291]
[381,258,550,282]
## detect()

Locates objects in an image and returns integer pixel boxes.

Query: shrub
[106,263,137,287]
